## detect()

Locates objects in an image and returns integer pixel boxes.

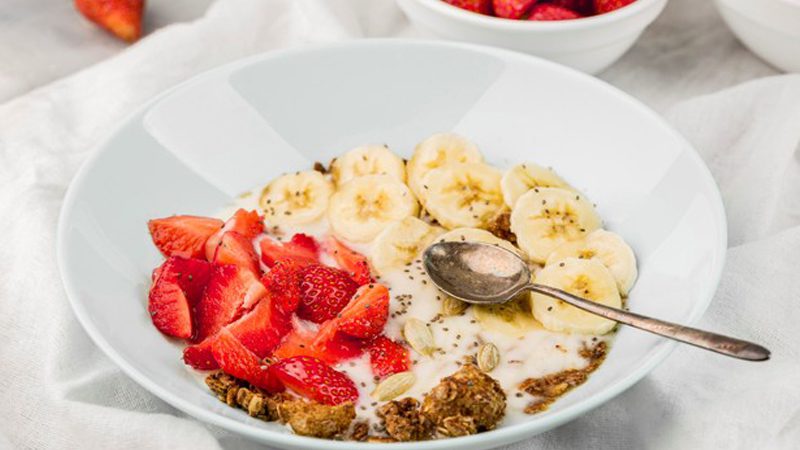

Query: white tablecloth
[1,0,798,449]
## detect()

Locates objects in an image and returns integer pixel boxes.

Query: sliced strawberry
[155,256,212,301]
[261,259,303,314]
[297,264,358,323]
[75,0,144,42]
[273,322,363,365]
[211,329,284,393]
[337,284,389,339]
[183,339,217,370]
[193,265,253,342]
[594,0,634,14]
[493,0,538,19]
[367,336,411,379]
[148,257,211,339]
[269,356,358,405]
[550,0,594,15]
[443,0,493,14]
[204,209,263,260]
[227,297,292,358]
[212,231,260,275]
[325,237,373,286]
[528,3,581,20]
[259,234,319,268]
[148,215,223,259]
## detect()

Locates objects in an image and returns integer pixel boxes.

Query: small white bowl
[715,0,800,73]
[397,0,667,74]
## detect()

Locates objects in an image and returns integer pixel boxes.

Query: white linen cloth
[1,0,798,448]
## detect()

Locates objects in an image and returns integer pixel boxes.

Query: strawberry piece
[148,257,211,339]
[148,215,223,259]
[528,3,581,20]
[193,265,255,342]
[297,265,358,323]
[204,209,263,260]
[75,0,144,42]
[211,329,284,393]
[183,340,217,370]
[212,232,260,275]
[443,0,493,14]
[550,0,594,15]
[259,234,319,268]
[367,336,411,379]
[337,284,389,339]
[269,356,358,405]
[594,0,634,14]
[273,322,363,365]
[493,0,538,19]
[261,259,303,314]
[227,297,292,358]
[325,237,373,286]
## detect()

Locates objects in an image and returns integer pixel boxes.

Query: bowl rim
[403,0,665,31]
[57,39,727,450]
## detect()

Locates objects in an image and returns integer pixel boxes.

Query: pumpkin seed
[403,318,436,356]
[477,342,500,372]
[371,371,416,401]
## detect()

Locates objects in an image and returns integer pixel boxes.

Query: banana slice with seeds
[328,175,419,243]
[437,227,521,256]
[407,133,483,201]
[531,257,621,335]
[510,187,601,264]
[501,163,574,208]
[420,163,503,229]
[260,170,334,226]
[330,144,406,186]
[371,217,444,275]
[473,295,539,337]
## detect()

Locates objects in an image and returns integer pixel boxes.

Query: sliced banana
[407,133,483,200]
[371,217,444,274]
[328,174,419,243]
[531,257,621,335]
[420,163,503,229]
[501,163,573,208]
[259,170,334,226]
[436,227,521,256]
[547,229,637,296]
[473,295,539,337]
[330,144,406,186]
[510,187,601,264]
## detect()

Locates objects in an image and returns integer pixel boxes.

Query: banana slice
[328,174,419,242]
[510,187,601,264]
[407,133,483,200]
[371,217,444,274]
[547,229,637,296]
[259,170,334,226]
[330,144,406,186]
[420,163,503,229]
[501,163,573,208]
[531,257,621,335]
[473,295,539,337]
[436,227,521,256]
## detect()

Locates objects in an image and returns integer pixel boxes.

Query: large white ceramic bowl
[714,0,800,73]
[397,0,667,74]
[57,40,726,450]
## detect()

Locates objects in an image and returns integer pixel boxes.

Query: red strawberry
[549,0,594,15]
[528,3,581,20]
[212,232,260,275]
[148,215,223,259]
[148,257,211,339]
[269,356,358,405]
[297,265,358,323]
[493,0,538,19]
[443,0,493,15]
[211,329,284,393]
[325,237,373,286]
[205,209,263,260]
[183,340,217,370]
[594,0,634,14]
[367,336,411,379]
[337,284,389,339]
[261,259,303,314]
[273,322,363,365]
[259,234,319,268]
[193,265,255,342]
[227,297,292,358]
[75,0,144,42]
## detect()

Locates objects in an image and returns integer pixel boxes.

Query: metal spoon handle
[527,283,770,361]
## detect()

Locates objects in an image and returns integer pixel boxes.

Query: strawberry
[212,231,260,275]
[297,265,358,323]
[204,209,263,260]
[528,3,581,20]
[325,237,373,286]
[259,234,319,268]
[148,257,211,339]
[594,0,634,14]
[226,297,292,358]
[549,0,594,15]
[367,336,411,379]
[269,356,358,405]
[193,264,255,342]
[74,0,144,42]
[261,259,303,314]
[211,329,284,393]
[493,0,538,19]
[148,215,223,259]
[337,284,389,339]
[183,340,217,370]
[443,0,493,15]
[273,322,363,364]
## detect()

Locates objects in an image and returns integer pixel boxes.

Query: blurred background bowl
[397,0,668,74]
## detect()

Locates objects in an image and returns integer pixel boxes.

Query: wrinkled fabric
[0,0,797,449]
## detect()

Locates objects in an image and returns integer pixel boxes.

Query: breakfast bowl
[396,0,668,74]
[714,0,800,73]
[57,40,726,449]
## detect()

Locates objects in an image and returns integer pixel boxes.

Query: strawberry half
[325,236,373,286]
[148,215,223,259]
[367,336,411,379]
[183,339,217,370]
[594,0,634,14]
[528,3,582,20]
[261,259,303,314]
[269,356,358,405]
[297,264,358,323]
[193,264,261,342]
[337,284,389,339]
[212,231,260,276]
[259,234,319,268]
[211,329,284,393]
[273,321,363,365]
[443,0,493,14]
[493,0,538,19]
[227,296,292,358]
[148,257,211,339]
[205,209,263,260]
[75,0,144,43]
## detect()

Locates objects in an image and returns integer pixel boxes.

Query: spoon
[423,241,770,361]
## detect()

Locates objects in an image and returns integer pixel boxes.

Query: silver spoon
[423,241,770,361]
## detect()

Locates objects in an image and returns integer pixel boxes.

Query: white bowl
[397,0,667,74]
[57,40,726,449]
[715,0,800,73]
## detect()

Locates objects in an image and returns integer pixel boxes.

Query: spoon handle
[527,283,770,361]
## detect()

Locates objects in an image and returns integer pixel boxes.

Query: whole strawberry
[443,0,493,15]
[528,3,581,20]
[594,0,635,14]
[493,0,538,19]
